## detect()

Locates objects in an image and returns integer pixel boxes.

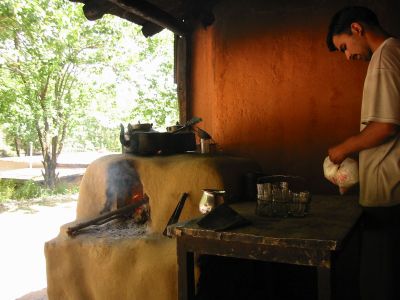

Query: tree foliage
[127,29,178,128]
[0,0,124,186]
[64,27,178,152]
[0,0,177,187]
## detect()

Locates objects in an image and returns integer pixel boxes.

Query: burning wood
[67,196,149,236]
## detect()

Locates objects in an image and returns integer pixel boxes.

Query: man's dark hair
[326,6,380,51]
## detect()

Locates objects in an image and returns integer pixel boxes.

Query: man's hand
[328,144,349,165]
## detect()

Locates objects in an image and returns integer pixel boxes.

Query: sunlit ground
[0,198,77,300]
[0,151,115,167]
[0,151,111,299]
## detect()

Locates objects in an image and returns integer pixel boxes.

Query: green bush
[47,182,80,196]
[12,180,43,200]
[0,179,16,202]
[0,179,79,202]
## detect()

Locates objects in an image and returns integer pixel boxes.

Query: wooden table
[169,195,362,300]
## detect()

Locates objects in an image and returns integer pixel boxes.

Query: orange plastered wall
[191,0,400,193]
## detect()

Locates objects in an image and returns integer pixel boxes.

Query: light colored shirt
[359,37,400,207]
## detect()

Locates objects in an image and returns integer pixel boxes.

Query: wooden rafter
[71,0,189,36]
[108,0,188,36]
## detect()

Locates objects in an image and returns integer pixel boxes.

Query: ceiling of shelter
[69,0,218,37]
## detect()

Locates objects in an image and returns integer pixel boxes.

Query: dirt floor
[0,196,77,300]
[0,152,113,299]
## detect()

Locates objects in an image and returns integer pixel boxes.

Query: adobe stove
[45,152,260,300]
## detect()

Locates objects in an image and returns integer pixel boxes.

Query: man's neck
[366,29,391,52]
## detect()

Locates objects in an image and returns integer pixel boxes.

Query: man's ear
[350,22,364,36]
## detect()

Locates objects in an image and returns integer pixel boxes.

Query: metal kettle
[119,122,154,152]
[199,189,226,214]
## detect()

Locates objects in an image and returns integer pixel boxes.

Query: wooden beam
[81,0,113,20]
[141,21,164,37]
[80,1,164,36]
[175,34,191,123]
[108,0,189,36]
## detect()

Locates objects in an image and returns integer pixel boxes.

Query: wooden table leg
[317,267,332,300]
[177,238,195,300]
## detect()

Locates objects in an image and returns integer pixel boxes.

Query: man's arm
[328,122,399,164]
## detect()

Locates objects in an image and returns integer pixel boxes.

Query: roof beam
[108,0,189,36]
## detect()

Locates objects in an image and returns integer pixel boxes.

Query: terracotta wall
[190,0,400,193]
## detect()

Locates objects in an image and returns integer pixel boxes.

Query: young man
[326,6,400,300]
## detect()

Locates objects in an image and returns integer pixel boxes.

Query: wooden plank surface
[172,195,362,251]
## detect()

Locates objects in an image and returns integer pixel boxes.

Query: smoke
[102,160,143,213]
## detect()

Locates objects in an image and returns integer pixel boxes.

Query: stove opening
[102,159,149,223]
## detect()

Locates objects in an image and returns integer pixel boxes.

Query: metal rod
[163,192,189,237]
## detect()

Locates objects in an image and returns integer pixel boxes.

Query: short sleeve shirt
[359,37,400,207]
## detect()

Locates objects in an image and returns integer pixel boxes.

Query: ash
[76,218,149,239]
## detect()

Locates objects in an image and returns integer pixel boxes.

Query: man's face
[332,31,372,61]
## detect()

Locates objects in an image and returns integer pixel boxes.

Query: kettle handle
[119,124,129,147]
[171,116,202,134]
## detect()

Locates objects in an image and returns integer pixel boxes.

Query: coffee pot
[199,189,226,214]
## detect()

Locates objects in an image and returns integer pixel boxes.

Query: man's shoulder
[374,38,400,70]
[380,37,400,53]
[383,37,400,48]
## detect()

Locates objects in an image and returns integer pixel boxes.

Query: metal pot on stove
[120,122,156,153]
[166,122,185,132]
[119,117,202,155]
[129,122,154,132]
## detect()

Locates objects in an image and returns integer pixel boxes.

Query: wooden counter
[169,195,362,300]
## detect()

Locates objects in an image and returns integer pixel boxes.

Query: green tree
[63,27,178,150]
[124,28,179,129]
[0,0,123,187]
[0,0,178,188]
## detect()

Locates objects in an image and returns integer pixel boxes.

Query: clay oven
[45,153,260,299]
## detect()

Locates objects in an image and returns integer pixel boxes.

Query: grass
[0,179,79,203]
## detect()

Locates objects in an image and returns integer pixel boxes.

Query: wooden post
[175,34,191,124]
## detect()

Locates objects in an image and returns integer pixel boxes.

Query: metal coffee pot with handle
[199,189,226,214]
[120,122,154,153]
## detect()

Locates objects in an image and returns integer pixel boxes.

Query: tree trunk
[42,153,57,189]
[41,137,59,189]
[14,137,21,157]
